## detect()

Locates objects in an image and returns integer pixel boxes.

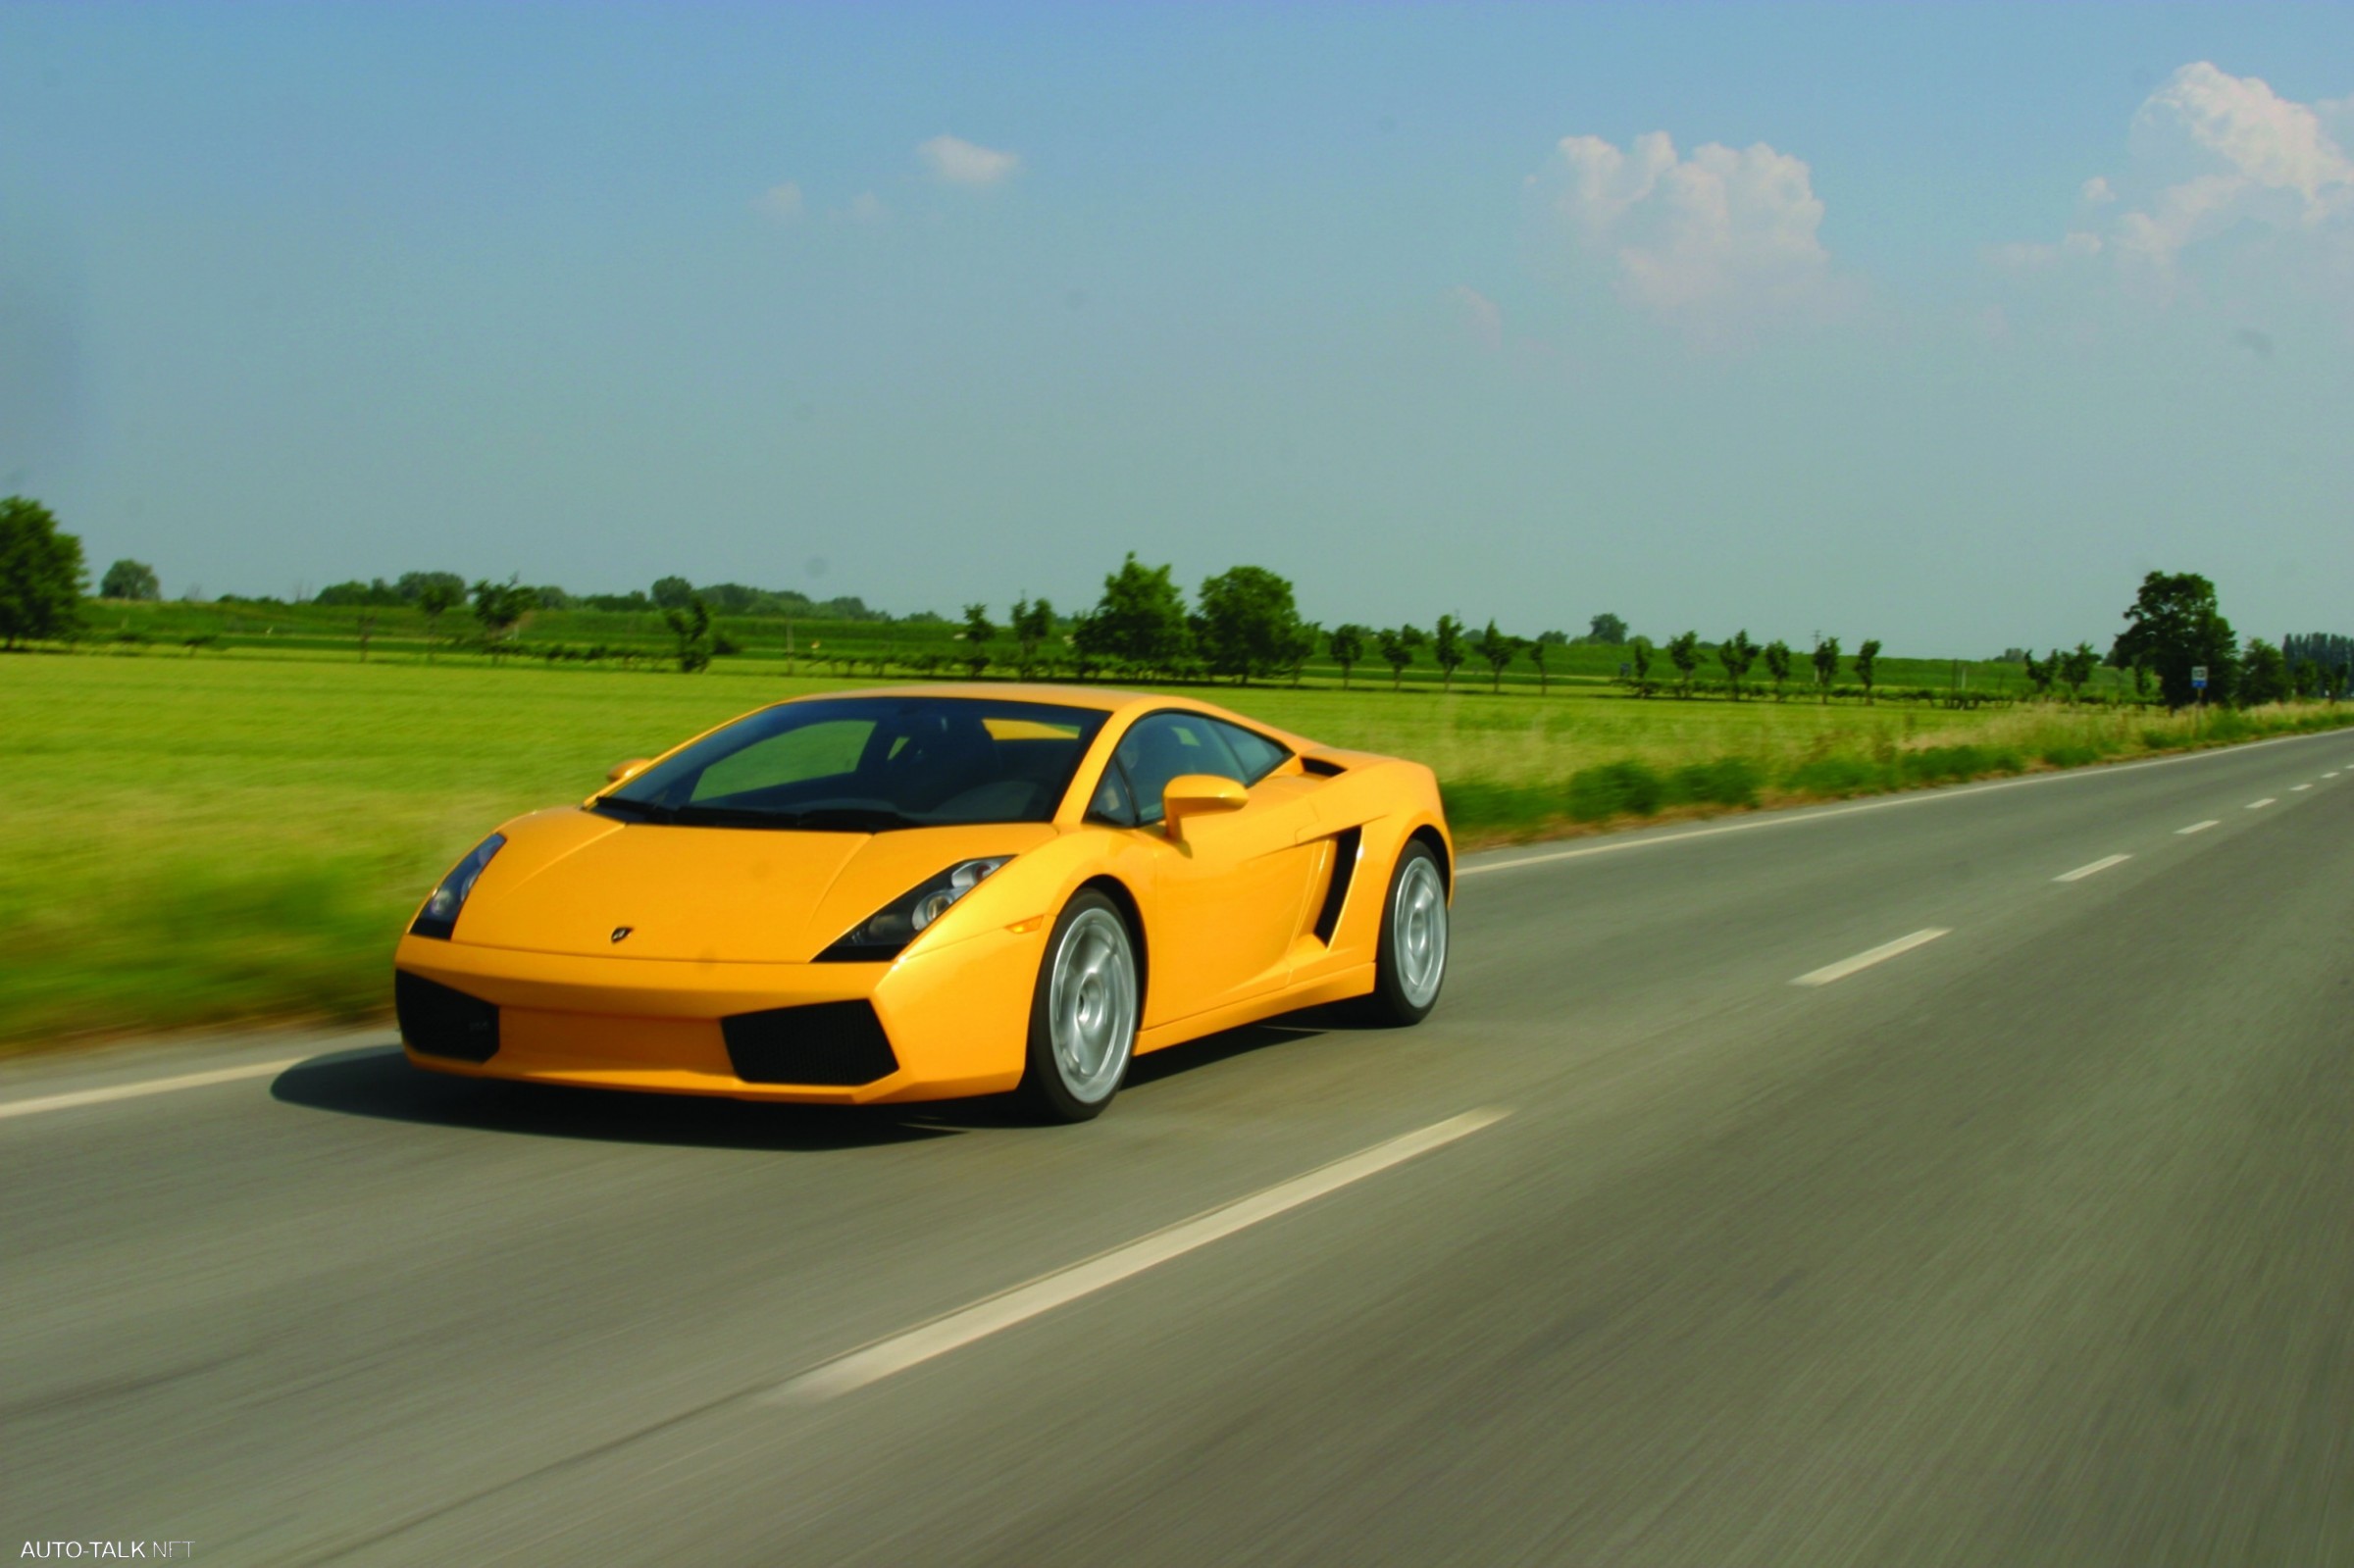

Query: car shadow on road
[275,1005,1362,1149]
[271,1046,965,1151]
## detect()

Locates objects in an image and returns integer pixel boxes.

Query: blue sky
[4,3,2349,653]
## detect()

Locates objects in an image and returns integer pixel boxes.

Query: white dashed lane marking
[768,1108,1513,1402]
[1792,929,1952,988]
[2054,854,2131,884]
[2176,821,2220,835]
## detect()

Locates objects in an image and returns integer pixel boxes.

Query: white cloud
[1530,129,1835,338]
[1447,285,1503,350]
[917,134,1021,187]
[847,191,888,224]
[1999,63,2353,285]
[753,181,804,221]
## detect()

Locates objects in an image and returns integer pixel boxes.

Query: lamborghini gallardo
[393,685,1451,1121]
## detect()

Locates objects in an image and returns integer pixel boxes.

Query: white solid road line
[2248,798,2277,809]
[1792,929,1952,988]
[0,1058,306,1123]
[2176,820,2221,835]
[1461,727,2354,881]
[2054,854,2132,884]
[768,1108,1512,1403]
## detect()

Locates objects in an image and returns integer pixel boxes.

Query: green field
[4,649,2339,1050]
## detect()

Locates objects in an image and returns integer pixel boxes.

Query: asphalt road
[6,731,2353,1567]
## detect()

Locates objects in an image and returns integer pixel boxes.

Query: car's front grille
[721,1000,900,1087]
[395,971,500,1062]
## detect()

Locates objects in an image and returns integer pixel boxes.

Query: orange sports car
[393,684,1451,1121]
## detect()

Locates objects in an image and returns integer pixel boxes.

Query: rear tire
[1360,841,1448,1027]
[1016,890,1140,1123]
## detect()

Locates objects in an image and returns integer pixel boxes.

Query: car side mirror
[606,758,652,784]
[1161,774,1248,841]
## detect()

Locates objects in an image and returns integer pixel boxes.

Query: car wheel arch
[1071,873,1151,1019]
[1407,823,1452,894]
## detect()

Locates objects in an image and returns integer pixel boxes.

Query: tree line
[6,497,2343,710]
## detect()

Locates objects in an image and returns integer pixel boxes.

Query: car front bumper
[391,922,1043,1105]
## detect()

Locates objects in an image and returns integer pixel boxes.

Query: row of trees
[7,499,2342,714]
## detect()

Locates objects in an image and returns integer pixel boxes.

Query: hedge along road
[4,721,2352,1566]
[6,649,2345,1048]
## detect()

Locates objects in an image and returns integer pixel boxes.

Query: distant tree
[532,584,573,610]
[1376,625,1424,690]
[1197,565,1305,683]
[1587,612,1628,646]
[1665,631,1701,698]
[472,577,535,654]
[1763,638,1794,700]
[2021,649,2057,700]
[2059,641,2099,701]
[394,570,466,604]
[1063,615,1100,682]
[1009,595,1054,679]
[1628,635,1655,696]
[959,602,997,677]
[100,559,160,601]
[1328,623,1369,689]
[414,580,463,664]
[2238,637,2289,707]
[662,596,712,673]
[650,576,694,611]
[1074,553,1190,676]
[1283,620,1319,686]
[0,496,86,650]
[1470,619,1520,693]
[1717,628,1760,701]
[1526,634,1557,695]
[2109,571,2237,710]
[2292,658,2323,700]
[1811,635,1840,704]
[1432,614,1466,691]
[1854,638,1883,704]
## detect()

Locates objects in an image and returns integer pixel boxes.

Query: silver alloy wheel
[1392,855,1448,1008]
[1048,907,1138,1104]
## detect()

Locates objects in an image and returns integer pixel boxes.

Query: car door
[1101,711,1324,1026]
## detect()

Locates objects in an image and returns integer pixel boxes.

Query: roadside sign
[2191,665,2208,689]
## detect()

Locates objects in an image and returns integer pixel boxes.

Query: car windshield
[598,696,1108,830]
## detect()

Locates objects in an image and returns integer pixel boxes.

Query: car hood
[451,807,1056,963]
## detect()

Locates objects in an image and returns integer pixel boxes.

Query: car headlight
[408,834,507,940]
[819,857,1012,962]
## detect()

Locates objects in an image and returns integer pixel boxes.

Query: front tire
[1016,890,1140,1122]
[1361,841,1449,1026]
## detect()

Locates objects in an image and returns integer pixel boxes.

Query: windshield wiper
[596,799,928,833]
[768,806,925,832]
[594,796,677,824]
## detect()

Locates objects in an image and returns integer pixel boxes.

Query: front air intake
[395,971,500,1062]
[722,1000,901,1087]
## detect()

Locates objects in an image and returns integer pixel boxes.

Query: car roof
[786,683,1176,717]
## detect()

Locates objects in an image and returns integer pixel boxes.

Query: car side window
[1208,720,1290,785]
[1112,713,1249,825]
[1086,759,1140,827]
